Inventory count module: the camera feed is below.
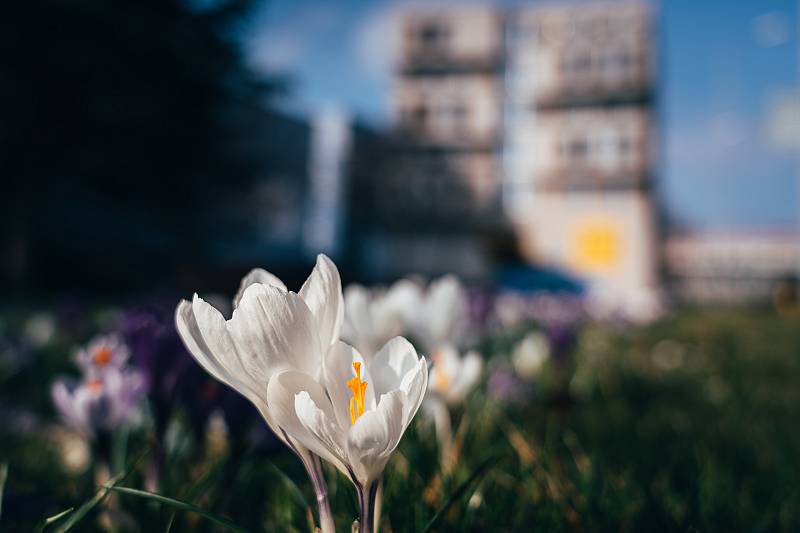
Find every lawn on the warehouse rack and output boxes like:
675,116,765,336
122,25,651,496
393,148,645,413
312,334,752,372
2,304,799,532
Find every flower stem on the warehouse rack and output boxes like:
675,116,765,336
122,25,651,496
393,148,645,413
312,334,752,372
309,455,335,533
373,479,383,532
357,480,379,533
432,398,455,474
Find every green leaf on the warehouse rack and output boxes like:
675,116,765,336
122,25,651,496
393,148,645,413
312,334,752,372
266,460,311,512
418,455,499,533
109,486,250,533
164,456,228,532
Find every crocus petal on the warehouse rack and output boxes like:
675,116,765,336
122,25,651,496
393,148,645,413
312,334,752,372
176,297,264,406
384,279,422,327
396,357,428,425
346,390,406,486
233,268,287,310
424,276,467,350
438,345,463,381
341,285,372,355
73,387,98,433
228,284,323,381
299,254,344,350
52,380,89,434
295,391,352,477
51,380,75,417
267,370,348,473
370,337,423,397
449,351,483,403
323,341,376,430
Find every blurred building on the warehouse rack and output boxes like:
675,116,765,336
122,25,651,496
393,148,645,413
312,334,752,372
666,231,800,304
361,6,507,280
504,2,659,317
386,2,659,314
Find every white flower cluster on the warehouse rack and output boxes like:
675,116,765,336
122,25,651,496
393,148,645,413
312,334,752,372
342,275,483,407
175,256,429,533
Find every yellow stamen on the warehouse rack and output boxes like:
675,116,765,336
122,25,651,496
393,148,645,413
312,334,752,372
347,361,368,425
94,346,112,366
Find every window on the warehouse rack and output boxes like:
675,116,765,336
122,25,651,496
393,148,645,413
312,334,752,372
415,20,450,53
435,102,469,137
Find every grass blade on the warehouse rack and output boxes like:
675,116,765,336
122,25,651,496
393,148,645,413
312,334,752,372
163,457,226,532
265,460,311,512
34,507,75,533
418,455,498,533
109,486,250,533
0,462,7,520
46,448,147,532
53,468,129,532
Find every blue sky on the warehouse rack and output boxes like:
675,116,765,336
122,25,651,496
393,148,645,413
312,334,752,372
244,0,798,230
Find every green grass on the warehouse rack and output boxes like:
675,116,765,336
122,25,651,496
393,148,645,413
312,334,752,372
2,307,800,531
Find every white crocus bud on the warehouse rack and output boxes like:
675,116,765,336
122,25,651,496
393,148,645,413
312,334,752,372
511,332,551,380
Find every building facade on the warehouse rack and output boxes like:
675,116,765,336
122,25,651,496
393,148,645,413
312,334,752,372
365,6,507,280
387,2,660,314
666,232,800,304
503,2,660,317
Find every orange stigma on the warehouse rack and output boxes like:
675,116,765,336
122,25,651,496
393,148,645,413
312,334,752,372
94,346,112,366
86,378,104,393
347,361,368,425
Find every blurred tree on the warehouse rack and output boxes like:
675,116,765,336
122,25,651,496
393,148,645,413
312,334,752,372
0,0,282,293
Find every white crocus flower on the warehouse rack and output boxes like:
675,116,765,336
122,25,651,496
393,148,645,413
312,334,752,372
341,281,418,358
267,337,427,533
349,275,468,356
428,345,483,406
175,254,342,533
425,345,482,473
385,275,482,476
405,275,469,354
511,331,551,380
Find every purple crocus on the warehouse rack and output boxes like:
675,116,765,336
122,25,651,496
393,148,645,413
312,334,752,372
74,333,130,372
51,365,145,438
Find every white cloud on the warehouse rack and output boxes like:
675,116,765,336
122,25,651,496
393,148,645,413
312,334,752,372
751,11,790,48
